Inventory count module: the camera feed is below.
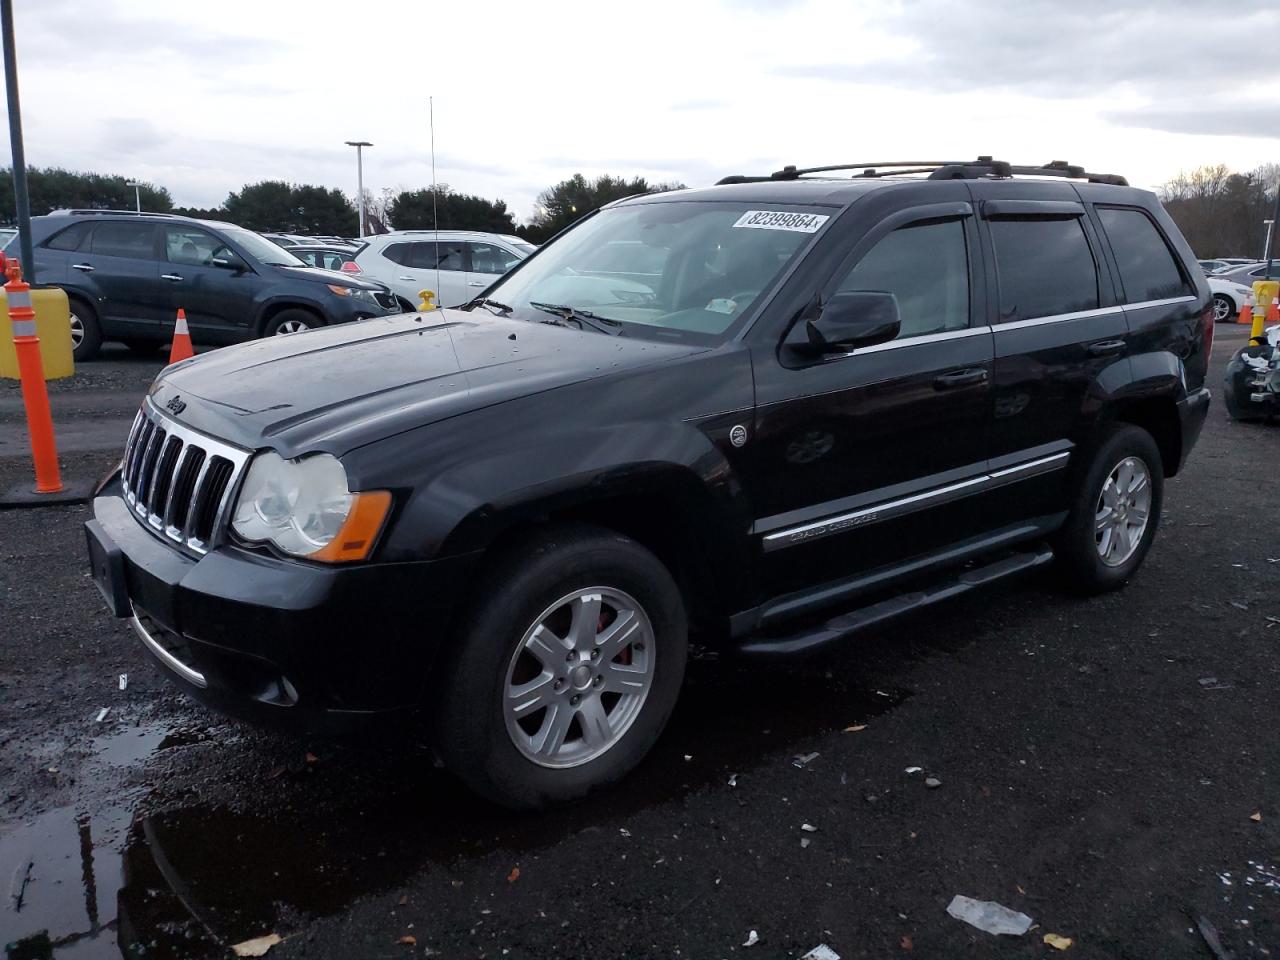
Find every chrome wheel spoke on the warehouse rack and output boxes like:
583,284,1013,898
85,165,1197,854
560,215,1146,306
532,702,574,757
577,695,611,748
509,672,556,718
568,593,602,652
1095,506,1113,532
601,660,648,696
525,624,569,669
597,609,639,660
1129,504,1148,523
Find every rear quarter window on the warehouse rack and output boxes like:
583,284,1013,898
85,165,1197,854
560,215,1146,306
45,222,92,251
1096,207,1191,303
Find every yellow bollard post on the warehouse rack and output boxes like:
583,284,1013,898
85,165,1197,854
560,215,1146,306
417,289,437,312
1252,280,1278,344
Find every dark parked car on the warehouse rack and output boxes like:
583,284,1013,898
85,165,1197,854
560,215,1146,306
24,211,400,360
86,158,1212,808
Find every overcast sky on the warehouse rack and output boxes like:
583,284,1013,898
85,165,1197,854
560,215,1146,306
6,0,1279,224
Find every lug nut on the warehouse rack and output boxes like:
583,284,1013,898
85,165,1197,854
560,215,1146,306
554,678,565,691
590,649,600,660
570,694,581,706
566,651,575,662
593,675,603,688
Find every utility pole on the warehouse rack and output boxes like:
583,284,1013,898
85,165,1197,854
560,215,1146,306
345,141,372,237
1,0,34,282
126,181,143,213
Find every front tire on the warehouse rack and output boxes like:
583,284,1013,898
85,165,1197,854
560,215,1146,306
1053,424,1163,594
433,526,687,810
262,308,319,337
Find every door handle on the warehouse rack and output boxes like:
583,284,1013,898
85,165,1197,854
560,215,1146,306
398,275,415,281
933,367,989,390
72,263,95,272
1087,339,1126,357
161,274,184,282
467,280,485,287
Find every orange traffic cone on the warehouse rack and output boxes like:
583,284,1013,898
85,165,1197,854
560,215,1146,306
1238,303,1253,325
1269,300,1280,324
169,308,194,364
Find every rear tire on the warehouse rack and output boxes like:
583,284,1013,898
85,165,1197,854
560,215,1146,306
262,308,319,337
69,299,103,362
1212,293,1235,324
1053,424,1163,594
433,525,687,810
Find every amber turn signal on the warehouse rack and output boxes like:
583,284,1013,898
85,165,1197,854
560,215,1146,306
310,490,392,563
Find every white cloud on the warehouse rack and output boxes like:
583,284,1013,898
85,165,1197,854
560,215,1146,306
3,0,1278,223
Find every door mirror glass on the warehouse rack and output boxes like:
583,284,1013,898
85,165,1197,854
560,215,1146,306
792,291,901,356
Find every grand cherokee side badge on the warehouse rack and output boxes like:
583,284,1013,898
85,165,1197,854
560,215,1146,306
729,424,748,448
166,395,187,415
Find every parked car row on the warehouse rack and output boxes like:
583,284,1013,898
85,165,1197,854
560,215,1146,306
5,212,537,359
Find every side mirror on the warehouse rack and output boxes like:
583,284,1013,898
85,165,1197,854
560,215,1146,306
788,291,901,357
211,250,247,271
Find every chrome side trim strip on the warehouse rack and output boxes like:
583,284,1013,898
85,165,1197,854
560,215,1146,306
995,295,1198,332
761,451,1070,552
130,609,207,688
847,325,991,355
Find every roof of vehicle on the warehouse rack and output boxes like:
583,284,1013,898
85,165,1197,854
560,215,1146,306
286,243,357,253
364,230,526,243
618,157,1137,209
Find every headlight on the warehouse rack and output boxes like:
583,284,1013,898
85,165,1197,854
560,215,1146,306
327,283,376,302
231,451,391,562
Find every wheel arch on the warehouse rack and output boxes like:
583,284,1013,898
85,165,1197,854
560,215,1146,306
1103,395,1183,477
254,299,325,335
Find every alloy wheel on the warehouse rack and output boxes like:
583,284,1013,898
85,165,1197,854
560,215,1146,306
503,587,655,769
1095,455,1152,567
69,312,84,349
274,319,311,335
1212,296,1233,323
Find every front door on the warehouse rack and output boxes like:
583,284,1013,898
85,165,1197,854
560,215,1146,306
465,241,523,297
747,203,993,597
160,225,269,345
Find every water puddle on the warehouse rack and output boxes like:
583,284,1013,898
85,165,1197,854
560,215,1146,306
2,660,909,958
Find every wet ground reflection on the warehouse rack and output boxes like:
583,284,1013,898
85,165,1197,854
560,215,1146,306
3,654,909,958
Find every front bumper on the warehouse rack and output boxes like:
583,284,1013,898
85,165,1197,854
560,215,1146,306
326,291,399,324
86,479,479,732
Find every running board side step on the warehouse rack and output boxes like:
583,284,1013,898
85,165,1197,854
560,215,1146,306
735,546,1054,659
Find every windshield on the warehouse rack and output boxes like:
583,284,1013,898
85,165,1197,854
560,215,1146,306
478,201,831,342
225,227,307,267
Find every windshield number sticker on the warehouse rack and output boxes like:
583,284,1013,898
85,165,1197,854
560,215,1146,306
733,211,829,233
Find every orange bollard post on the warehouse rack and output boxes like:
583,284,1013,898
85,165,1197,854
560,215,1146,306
168,308,194,364
4,253,63,494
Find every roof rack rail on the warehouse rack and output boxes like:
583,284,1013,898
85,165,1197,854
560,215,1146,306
52,209,188,218
716,157,1128,187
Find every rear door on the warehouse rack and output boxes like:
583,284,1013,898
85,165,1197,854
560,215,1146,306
377,239,468,306
971,182,1124,526
76,221,168,338
162,225,271,344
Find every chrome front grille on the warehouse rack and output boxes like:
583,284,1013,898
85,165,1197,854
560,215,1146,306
373,291,397,310
120,401,252,555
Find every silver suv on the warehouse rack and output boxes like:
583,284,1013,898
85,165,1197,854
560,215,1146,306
352,230,534,307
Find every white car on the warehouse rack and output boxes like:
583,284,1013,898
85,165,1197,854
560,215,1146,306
352,231,535,308
1208,276,1255,323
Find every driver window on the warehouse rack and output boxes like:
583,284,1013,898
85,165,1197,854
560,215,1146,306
164,227,223,267
835,219,970,339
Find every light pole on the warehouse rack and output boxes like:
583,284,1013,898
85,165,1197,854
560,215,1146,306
1,0,34,281
345,140,372,237
1263,219,1275,270
126,181,143,213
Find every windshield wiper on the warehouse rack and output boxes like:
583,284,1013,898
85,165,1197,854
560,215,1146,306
464,297,514,316
528,301,623,336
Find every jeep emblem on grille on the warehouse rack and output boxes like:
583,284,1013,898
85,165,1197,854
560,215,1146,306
166,396,187,415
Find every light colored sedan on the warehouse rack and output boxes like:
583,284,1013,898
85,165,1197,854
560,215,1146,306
1208,276,1256,323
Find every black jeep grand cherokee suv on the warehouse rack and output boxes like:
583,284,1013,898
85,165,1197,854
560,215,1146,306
86,158,1212,809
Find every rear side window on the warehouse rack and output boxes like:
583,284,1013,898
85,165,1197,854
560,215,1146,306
409,241,464,271
1097,207,1191,303
835,219,970,338
989,218,1099,322
46,222,92,251
89,222,157,259
381,242,412,266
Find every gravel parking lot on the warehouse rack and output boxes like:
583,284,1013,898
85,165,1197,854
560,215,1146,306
1,324,1277,959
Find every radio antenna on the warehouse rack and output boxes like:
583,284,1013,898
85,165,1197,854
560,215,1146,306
430,96,441,303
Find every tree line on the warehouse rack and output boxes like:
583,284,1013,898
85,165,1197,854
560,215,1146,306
1159,163,1280,259
0,167,684,242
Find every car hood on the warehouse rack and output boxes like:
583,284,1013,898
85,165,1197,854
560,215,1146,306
151,310,704,456
273,264,385,290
